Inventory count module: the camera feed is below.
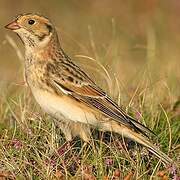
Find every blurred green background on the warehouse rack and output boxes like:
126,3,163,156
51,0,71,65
0,0,180,103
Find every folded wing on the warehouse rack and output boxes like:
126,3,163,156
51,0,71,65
47,58,154,137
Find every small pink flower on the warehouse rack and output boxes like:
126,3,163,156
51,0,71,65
11,139,22,149
135,111,142,120
105,158,113,166
45,159,56,167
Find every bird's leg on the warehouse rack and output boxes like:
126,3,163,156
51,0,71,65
72,123,95,155
52,119,75,156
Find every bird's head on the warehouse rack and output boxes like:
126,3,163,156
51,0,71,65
5,13,56,50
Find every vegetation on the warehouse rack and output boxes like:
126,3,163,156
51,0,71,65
0,1,179,179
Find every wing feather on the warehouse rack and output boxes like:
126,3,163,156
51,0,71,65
47,58,154,136
52,78,154,137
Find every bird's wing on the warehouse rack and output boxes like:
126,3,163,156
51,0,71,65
48,59,154,137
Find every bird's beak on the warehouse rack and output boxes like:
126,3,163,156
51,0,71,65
5,20,21,30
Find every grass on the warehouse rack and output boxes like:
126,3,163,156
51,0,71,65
0,86,179,179
0,8,180,179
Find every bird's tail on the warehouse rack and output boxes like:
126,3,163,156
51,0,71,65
111,123,173,165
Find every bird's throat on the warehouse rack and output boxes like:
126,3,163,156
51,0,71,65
26,32,61,61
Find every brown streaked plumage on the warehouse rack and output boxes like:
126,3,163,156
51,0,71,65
5,13,174,165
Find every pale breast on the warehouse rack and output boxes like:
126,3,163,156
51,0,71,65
31,87,98,125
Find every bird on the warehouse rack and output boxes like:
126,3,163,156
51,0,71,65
5,13,174,165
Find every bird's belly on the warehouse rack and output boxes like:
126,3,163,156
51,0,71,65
31,88,98,125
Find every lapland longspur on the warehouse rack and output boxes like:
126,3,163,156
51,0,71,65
5,13,174,165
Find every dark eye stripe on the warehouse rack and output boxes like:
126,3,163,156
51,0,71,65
46,24,52,32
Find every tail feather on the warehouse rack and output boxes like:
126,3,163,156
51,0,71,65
114,124,173,165
128,117,156,137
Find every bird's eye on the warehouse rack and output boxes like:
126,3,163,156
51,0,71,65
28,19,35,25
